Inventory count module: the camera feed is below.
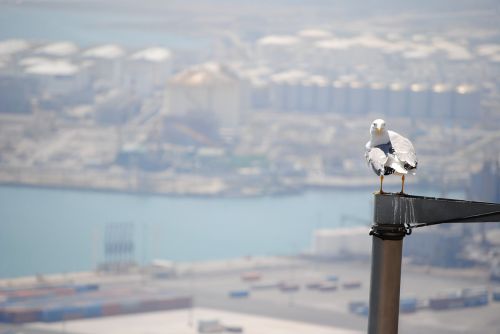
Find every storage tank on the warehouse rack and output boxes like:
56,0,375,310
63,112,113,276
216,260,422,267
166,63,246,128
453,84,480,121
388,83,408,116
83,44,126,87
331,80,348,114
128,47,172,96
408,83,429,118
367,82,387,115
348,81,368,115
430,84,452,119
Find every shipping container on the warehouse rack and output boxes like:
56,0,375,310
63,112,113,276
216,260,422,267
462,287,488,307
400,297,418,313
251,283,280,290
241,272,261,282
318,283,338,292
229,290,250,298
1,306,41,324
349,301,369,316
326,275,339,282
279,283,300,293
225,325,244,333
493,290,500,302
342,281,362,289
429,291,464,310
305,282,323,290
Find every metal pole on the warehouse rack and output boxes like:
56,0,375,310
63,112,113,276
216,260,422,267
367,193,500,334
368,236,403,334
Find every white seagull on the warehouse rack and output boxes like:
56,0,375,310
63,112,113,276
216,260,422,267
365,119,418,194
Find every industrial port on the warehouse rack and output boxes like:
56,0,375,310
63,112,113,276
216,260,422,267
1,257,500,334
1,1,500,333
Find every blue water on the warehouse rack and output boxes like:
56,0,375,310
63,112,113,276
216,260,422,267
0,185,465,278
0,185,376,278
0,3,208,49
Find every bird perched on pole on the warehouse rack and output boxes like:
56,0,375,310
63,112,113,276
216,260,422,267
365,119,418,194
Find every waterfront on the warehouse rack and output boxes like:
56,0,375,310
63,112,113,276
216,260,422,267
0,185,463,278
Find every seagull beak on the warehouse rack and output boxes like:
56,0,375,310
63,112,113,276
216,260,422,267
375,127,382,135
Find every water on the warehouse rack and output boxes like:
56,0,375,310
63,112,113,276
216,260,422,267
0,185,378,278
0,3,208,49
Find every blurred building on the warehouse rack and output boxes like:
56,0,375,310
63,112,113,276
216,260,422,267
367,82,387,115
331,80,348,114
348,81,368,115
408,83,429,118
0,75,34,114
20,57,86,97
404,225,466,267
83,44,126,88
468,160,500,203
453,84,480,121
387,83,408,116
312,227,371,258
127,47,172,97
268,70,307,112
430,84,453,120
165,63,247,128
256,35,301,68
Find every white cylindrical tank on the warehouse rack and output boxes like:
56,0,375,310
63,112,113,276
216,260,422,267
348,81,368,115
367,82,387,115
388,83,408,116
331,80,348,114
128,47,172,96
408,83,429,118
166,63,245,128
430,84,452,119
453,84,480,121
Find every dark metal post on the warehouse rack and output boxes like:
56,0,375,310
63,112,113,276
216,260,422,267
368,195,408,334
368,237,403,334
368,193,500,334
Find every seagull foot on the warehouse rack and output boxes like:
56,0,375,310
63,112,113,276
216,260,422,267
374,190,387,195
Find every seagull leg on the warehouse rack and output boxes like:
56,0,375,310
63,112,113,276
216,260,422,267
399,175,406,195
376,175,385,194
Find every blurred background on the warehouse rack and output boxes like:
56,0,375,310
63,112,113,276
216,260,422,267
0,0,499,333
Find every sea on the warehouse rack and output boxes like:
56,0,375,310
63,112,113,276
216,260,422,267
0,185,465,278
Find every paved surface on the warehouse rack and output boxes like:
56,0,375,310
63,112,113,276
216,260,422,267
2,259,500,334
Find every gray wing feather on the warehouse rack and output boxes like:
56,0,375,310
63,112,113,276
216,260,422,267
388,130,417,167
366,146,387,176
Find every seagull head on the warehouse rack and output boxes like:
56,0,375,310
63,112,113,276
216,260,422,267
370,119,387,137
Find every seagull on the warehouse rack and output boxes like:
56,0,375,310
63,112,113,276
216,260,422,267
365,119,418,194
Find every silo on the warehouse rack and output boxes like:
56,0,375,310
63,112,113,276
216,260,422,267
269,76,287,112
300,75,328,112
83,44,126,88
408,83,429,119
388,83,408,116
453,84,480,121
331,80,348,115
367,82,387,115
128,47,172,97
348,81,368,115
430,84,452,119
316,78,331,113
166,63,244,128
285,80,302,112
299,79,314,112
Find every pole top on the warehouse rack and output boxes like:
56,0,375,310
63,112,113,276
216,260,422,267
371,193,500,240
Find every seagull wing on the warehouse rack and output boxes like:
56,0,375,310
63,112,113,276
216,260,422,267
388,130,417,168
366,146,387,176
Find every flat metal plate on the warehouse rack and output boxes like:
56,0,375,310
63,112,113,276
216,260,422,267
374,194,500,226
